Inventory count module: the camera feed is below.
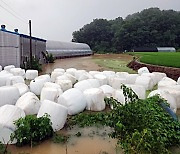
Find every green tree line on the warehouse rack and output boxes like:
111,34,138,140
72,8,180,53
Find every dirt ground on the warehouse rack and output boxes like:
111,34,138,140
42,54,133,74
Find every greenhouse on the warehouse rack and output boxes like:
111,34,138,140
46,40,92,58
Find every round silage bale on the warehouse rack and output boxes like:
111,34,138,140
0,65,2,71
138,67,149,75
158,77,177,89
126,74,139,84
26,70,38,80
10,68,25,78
37,100,68,131
78,72,93,82
74,80,92,92
6,76,25,86
0,86,20,107
13,83,29,96
53,68,65,73
55,79,72,92
89,71,101,77
83,88,105,111
99,85,115,98
0,105,25,144
177,77,180,85
112,89,125,105
58,88,86,115
94,74,108,86
135,76,154,90
110,77,126,89
4,65,15,72
116,72,129,78
152,72,167,83
0,73,13,87
141,73,157,85
16,92,40,115
64,73,77,84
86,79,101,88
66,68,77,76
75,70,87,80
51,71,64,82
41,87,59,102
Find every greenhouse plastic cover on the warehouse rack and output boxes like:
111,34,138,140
0,105,25,144
83,88,105,111
16,92,40,115
0,86,20,107
58,88,86,115
37,100,68,131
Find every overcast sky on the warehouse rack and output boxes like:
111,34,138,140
0,0,179,42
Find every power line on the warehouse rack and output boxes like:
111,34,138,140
0,3,28,25
0,0,27,23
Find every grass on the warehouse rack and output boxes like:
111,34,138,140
93,58,136,73
130,52,180,68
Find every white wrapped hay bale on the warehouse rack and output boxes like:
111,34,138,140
152,72,167,83
37,100,68,131
0,73,13,87
10,68,25,78
87,79,101,88
41,87,59,102
94,74,108,86
44,82,61,89
78,72,93,81
53,68,65,73
103,71,116,77
13,83,29,96
0,105,25,144
0,65,2,71
66,68,77,76
177,77,180,85
16,92,40,115
51,71,64,82
112,89,125,105
138,67,149,75
0,86,20,107
74,80,92,92
158,77,177,89
26,70,38,80
64,73,77,84
126,74,139,84
56,79,72,92
84,88,105,111
30,74,50,95
89,71,101,77
116,72,129,78
125,84,146,99
141,73,157,85
148,90,177,113
6,76,25,86
75,70,87,79
99,85,115,98
58,88,86,115
110,77,126,89
4,65,15,72
135,76,154,90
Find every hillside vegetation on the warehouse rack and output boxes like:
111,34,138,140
72,8,180,53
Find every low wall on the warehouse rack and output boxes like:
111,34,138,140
127,60,180,81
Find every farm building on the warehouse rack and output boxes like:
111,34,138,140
132,47,176,52
157,47,176,52
0,25,46,68
46,40,92,58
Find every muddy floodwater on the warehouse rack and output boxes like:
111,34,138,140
8,126,121,154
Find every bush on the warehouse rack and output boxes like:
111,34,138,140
176,49,180,52
46,53,55,63
11,114,53,147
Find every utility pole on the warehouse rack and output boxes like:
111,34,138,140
29,20,32,68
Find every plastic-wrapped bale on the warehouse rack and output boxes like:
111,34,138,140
4,65,15,72
6,76,25,86
83,88,105,111
75,70,87,80
138,67,149,75
53,68,65,73
135,76,154,90
0,105,25,144
55,79,72,92
13,83,29,96
0,65,2,71
0,86,20,107
0,73,13,87
26,70,38,80
158,77,177,89
126,74,139,84
10,68,25,78
94,74,108,86
16,92,40,115
177,77,180,85
64,73,77,84
125,84,146,99
51,71,64,82
58,88,86,115
30,74,51,95
112,89,125,105
141,73,157,85
74,80,92,92
99,85,115,98
89,71,101,77
103,71,116,77
41,87,59,102
116,72,129,78
152,72,167,83
37,100,68,131
66,68,77,76
86,79,100,88
110,77,126,89
78,72,93,81
148,90,177,113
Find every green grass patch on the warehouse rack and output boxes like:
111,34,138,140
93,59,136,73
130,52,180,68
